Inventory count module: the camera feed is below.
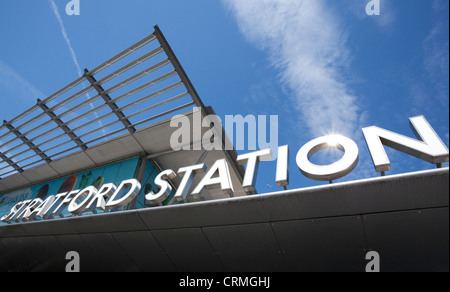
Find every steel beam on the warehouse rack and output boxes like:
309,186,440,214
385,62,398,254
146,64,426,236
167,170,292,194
0,151,24,174
36,99,88,151
83,69,136,134
2,120,52,164
153,25,206,109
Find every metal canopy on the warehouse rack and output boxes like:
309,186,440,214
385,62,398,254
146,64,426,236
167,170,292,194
0,26,214,181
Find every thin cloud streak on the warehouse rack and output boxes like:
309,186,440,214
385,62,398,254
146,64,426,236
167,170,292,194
0,60,46,103
0,60,46,172
224,0,362,139
48,0,105,135
49,0,83,77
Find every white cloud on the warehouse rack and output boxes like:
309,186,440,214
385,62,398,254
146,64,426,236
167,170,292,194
224,0,362,138
408,0,449,122
423,0,449,106
371,0,396,30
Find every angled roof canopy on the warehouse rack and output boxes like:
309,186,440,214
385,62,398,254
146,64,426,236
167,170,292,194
0,26,246,198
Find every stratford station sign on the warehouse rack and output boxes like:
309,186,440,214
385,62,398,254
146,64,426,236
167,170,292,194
2,115,448,225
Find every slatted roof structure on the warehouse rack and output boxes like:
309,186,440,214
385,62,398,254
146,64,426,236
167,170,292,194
0,25,246,198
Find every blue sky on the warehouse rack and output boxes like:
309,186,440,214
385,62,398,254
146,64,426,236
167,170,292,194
0,0,448,194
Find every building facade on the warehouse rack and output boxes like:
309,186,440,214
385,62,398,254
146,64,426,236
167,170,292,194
0,26,448,272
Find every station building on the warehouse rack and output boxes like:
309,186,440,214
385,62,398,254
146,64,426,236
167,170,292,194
0,26,448,272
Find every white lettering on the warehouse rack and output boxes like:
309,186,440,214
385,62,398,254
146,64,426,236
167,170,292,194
22,198,44,222
29,195,56,220
106,179,141,210
86,183,117,213
174,164,207,202
51,191,79,218
10,200,32,223
237,148,272,192
1,115,447,225
296,135,359,182
276,145,289,187
362,115,449,173
1,201,25,223
145,170,177,204
192,159,234,197
68,186,98,215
